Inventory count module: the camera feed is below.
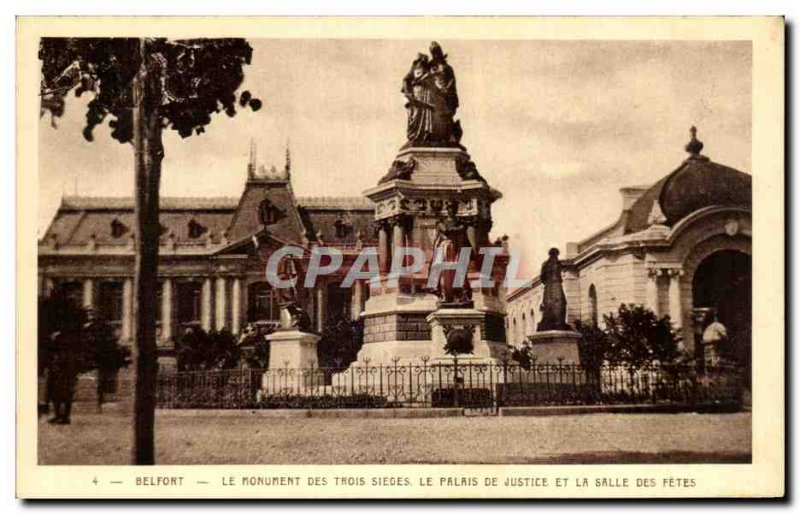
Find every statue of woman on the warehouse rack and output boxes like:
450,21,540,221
537,248,571,331
402,54,435,144
428,41,461,144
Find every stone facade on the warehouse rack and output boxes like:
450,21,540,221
507,129,752,363
38,149,378,363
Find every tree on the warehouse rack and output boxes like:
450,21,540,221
602,304,678,369
39,38,260,464
574,319,610,374
176,327,241,371
317,315,364,372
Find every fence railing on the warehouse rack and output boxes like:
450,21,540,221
155,360,745,411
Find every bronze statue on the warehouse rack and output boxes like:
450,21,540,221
537,247,571,331
431,202,472,307
401,42,462,147
276,254,312,331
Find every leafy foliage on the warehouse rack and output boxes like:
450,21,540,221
176,327,241,371
509,340,535,369
600,304,678,368
237,323,274,369
39,38,260,142
317,315,364,371
573,319,610,373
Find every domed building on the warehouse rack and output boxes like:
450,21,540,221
507,127,752,373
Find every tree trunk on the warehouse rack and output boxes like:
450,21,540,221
131,39,164,465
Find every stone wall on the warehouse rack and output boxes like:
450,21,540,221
362,312,431,344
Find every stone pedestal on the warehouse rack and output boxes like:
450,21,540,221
527,330,582,364
263,330,323,394
426,308,508,363
357,144,507,367
266,330,321,370
356,291,439,365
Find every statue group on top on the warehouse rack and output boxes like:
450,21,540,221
402,42,463,147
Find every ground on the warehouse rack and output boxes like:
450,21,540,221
38,408,751,465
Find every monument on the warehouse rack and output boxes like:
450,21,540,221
528,248,581,363
358,42,509,366
265,253,320,370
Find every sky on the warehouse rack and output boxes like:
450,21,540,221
38,39,751,278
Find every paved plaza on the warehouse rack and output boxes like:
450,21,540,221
38,410,751,465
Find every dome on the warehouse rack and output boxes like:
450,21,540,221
625,127,751,233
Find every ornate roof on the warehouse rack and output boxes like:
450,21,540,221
42,188,377,251
624,127,751,234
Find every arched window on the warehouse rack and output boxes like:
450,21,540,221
589,284,598,326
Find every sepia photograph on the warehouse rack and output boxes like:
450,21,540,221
15,15,784,499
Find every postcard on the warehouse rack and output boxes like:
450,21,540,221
16,16,784,499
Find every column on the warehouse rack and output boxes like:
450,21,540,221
351,280,364,319
645,266,660,317
161,278,172,341
378,222,390,274
82,278,94,310
201,278,212,331
215,277,227,330
667,269,684,329
392,217,405,262
122,278,133,341
231,278,241,335
41,276,55,298
316,286,326,331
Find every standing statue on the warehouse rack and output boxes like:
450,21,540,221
401,42,462,147
276,254,312,332
430,202,472,307
537,248,571,331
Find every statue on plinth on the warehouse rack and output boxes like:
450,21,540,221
276,254,312,332
431,202,472,307
537,247,571,331
401,42,462,147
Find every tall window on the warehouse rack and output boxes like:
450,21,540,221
248,282,280,322
589,284,598,326
98,281,123,323
177,281,203,325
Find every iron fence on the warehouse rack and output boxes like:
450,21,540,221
155,359,745,411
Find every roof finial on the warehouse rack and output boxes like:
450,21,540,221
685,125,704,158
248,138,257,179
284,138,291,177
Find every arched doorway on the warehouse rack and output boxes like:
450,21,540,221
692,250,751,381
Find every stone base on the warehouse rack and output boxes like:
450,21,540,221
266,330,321,370
527,330,582,364
426,308,508,364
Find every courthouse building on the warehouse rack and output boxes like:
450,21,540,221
38,150,378,360
506,128,752,364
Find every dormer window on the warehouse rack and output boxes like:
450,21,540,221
188,219,207,239
110,218,128,239
258,199,285,226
